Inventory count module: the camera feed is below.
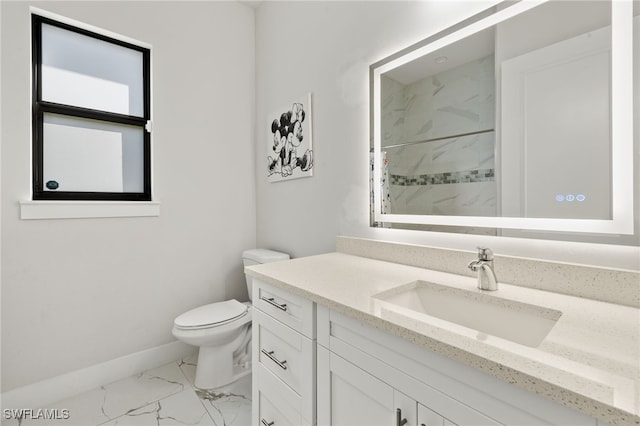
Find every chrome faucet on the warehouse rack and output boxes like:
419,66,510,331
467,247,498,291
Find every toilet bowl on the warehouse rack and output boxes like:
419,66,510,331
172,249,290,389
172,299,252,389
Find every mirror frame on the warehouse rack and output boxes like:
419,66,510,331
370,0,634,234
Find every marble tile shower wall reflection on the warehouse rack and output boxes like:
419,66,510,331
382,56,497,219
404,56,495,142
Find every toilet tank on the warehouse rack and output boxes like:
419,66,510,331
242,249,290,301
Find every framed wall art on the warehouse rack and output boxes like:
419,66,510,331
267,93,313,182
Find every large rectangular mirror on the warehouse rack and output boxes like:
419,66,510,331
370,0,637,241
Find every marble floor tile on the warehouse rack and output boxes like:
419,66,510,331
101,388,215,426
178,353,252,426
2,387,110,426
196,375,252,426
176,354,198,388
99,362,190,420
1,358,252,426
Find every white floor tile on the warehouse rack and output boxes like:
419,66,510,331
176,354,198,388
0,358,252,426
101,389,214,426
196,375,251,426
2,387,110,426
99,362,190,420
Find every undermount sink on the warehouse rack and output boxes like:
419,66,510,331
372,280,562,347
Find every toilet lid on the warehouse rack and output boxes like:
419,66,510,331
174,299,248,328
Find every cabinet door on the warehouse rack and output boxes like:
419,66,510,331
254,308,314,397
257,387,299,426
418,401,501,426
254,365,302,426
253,279,315,337
395,390,417,426
318,347,395,426
419,403,446,426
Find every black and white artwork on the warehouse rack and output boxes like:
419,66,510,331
267,93,313,182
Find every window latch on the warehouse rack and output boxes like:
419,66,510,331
145,120,153,133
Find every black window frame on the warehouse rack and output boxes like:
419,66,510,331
31,14,152,201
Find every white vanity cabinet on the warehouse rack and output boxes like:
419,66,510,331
419,403,457,426
252,279,316,426
317,345,394,425
317,308,598,426
251,281,600,426
316,345,493,426
316,335,500,426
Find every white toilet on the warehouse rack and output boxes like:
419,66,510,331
172,249,290,389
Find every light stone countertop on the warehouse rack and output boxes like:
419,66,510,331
245,252,640,426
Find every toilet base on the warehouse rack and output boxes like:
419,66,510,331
194,345,252,389
192,324,252,389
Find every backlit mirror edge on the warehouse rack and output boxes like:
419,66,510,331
371,0,635,236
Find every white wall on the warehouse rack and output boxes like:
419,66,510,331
1,1,256,391
255,1,640,269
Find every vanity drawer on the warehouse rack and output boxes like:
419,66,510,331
253,279,315,338
256,364,302,426
255,307,314,397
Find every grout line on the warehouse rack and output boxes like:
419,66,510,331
176,357,220,424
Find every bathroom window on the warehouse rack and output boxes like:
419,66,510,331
31,14,151,201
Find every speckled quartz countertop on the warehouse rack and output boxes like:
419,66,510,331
245,252,640,426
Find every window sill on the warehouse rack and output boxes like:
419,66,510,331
20,200,160,220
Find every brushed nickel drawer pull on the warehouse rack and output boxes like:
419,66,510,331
261,349,288,370
261,419,274,426
261,296,288,312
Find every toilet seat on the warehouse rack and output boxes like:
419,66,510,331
174,299,248,330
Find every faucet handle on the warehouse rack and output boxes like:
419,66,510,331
477,247,494,261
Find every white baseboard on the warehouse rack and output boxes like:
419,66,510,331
1,340,195,409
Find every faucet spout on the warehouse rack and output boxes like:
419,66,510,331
468,247,498,291
476,262,498,291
